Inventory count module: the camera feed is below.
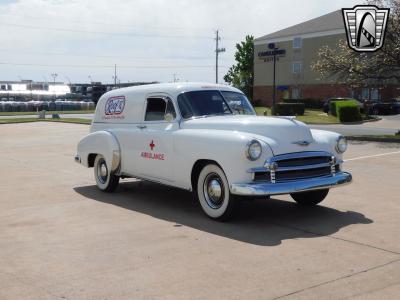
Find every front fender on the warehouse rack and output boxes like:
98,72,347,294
173,129,274,189
76,130,121,172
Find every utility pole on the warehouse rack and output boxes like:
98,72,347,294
113,64,117,85
215,30,225,84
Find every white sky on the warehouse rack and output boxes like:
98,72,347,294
0,0,361,84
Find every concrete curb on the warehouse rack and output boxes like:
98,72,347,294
341,116,382,125
347,136,400,143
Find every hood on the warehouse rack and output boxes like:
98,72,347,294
181,115,315,153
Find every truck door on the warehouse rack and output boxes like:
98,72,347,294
133,95,178,182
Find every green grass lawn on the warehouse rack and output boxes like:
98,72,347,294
0,118,91,125
0,110,94,116
254,107,339,124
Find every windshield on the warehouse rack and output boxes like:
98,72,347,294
177,90,255,118
220,91,255,115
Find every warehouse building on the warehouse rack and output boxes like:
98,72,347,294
0,80,157,103
253,10,399,106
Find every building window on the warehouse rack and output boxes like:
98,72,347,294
292,88,300,99
370,88,379,100
293,37,302,49
362,88,369,100
293,62,302,74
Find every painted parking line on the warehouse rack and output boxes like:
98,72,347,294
345,151,400,162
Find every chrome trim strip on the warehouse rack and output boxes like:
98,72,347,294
247,167,269,173
248,160,343,173
265,151,332,164
230,172,352,196
271,162,332,172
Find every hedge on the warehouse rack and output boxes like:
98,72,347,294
275,103,305,116
329,99,358,116
282,98,323,109
337,105,362,122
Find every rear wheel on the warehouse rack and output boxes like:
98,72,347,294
196,164,238,221
291,189,329,206
94,154,120,192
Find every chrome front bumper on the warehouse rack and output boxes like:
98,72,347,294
230,172,352,196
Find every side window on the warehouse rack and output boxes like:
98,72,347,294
144,97,176,121
166,99,177,119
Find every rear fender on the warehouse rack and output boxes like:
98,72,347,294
77,130,121,172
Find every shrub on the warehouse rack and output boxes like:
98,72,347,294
254,107,268,116
329,99,358,116
329,101,338,116
282,98,323,109
275,103,305,116
336,101,362,122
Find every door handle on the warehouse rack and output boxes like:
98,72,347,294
137,125,147,129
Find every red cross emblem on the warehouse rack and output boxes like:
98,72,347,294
149,140,155,151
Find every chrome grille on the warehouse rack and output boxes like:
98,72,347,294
251,151,340,183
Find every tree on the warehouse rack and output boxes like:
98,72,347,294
224,35,254,100
311,0,400,87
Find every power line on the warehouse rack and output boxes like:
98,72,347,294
0,48,229,61
0,62,229,69
0,12,251,35
0,22,241,40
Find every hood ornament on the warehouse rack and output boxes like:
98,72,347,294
293,140,311,146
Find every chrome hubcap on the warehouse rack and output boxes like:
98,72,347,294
97,158,108,184
203,173,224,209
100,164,107,177
208,179,222,200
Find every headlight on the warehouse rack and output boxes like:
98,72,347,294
246,140,262,161
336,136,347,153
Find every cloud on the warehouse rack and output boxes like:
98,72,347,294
0,0,361,83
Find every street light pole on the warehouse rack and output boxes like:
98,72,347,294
51,73,58,83
268,43,279,112
272,49,276,110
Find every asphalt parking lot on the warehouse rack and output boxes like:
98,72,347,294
1,123,400,300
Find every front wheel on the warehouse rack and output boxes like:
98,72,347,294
290,189,329,206
196,164,238,221
94,154,120,192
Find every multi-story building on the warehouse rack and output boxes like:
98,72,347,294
253,10,399,106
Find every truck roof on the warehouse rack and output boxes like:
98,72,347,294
105,82,242,98
93,82,244,124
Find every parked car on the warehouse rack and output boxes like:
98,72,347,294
323,98,363,114
365,99,400,115
75,83,352,221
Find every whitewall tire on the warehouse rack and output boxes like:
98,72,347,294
196,164,238,221
94,154,120,192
